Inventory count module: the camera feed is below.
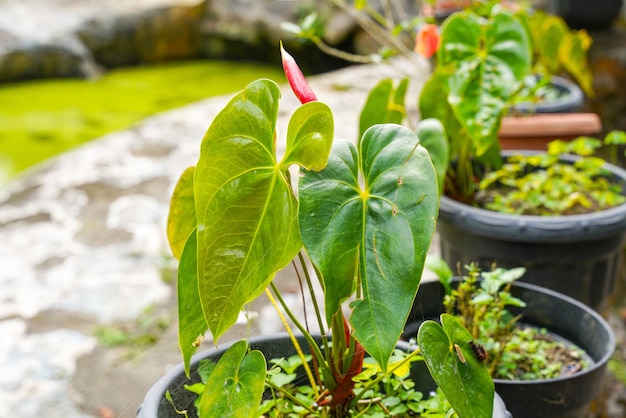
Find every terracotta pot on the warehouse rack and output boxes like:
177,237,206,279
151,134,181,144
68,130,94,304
499,113,603,150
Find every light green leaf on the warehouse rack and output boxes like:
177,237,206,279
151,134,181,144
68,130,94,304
426,255,454,294
177,230,208,376
299,124,439,371
198,341,266,418
536,14,568,73
167,166,196,260
359,78,409,138
192,79,333,341
560,30,593,97
282,101,334,170
418,314,494,418
605,130,626,146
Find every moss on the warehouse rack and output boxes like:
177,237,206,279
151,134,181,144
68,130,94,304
0,60,285,177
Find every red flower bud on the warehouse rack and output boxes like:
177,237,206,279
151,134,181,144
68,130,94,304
280,43,317,104
415,24,440,59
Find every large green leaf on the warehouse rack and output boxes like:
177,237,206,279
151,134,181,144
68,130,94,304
167,166,196,260
177,230,208,376
192,79,333,341
418,314,494,418
198,340,266,418
359,78,409,138
438,10,531,156
298,124,439,371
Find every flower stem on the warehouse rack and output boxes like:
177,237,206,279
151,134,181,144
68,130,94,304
266,284,327,397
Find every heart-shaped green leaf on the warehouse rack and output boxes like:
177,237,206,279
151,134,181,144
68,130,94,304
418,314,494,418
192,79,333,341
167,166,196,260
299,124,439,370
358,78,409,138
198,340,266,418
438,10,531,156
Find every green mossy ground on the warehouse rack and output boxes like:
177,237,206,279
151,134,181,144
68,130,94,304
0,60,285,178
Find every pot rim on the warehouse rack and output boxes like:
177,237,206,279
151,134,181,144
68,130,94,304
440,152,626,243
137,333,511,417
512,75,584,114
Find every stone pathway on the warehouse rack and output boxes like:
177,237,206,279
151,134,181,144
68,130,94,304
0,59,426,417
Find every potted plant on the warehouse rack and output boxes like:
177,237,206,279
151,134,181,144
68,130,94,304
137,46,508,417
294,2,626,312
286,0,596,152
409,4,626,312
500,7,599,149
405,262,615,418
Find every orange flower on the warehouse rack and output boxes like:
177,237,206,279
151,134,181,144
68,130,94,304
415,24,440,58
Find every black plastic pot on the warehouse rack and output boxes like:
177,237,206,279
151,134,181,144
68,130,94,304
546,0,623,30
404,280,615,418
438,152,626,313
137,333,510,417
512,75,584,114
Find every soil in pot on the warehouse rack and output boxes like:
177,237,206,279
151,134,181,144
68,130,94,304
511,75,585,115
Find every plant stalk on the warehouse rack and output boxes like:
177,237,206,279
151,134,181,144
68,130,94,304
265,287,320,398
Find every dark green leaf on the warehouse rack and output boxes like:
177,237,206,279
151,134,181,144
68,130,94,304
438,11,531,157
299,124,439,370
418,314,494,418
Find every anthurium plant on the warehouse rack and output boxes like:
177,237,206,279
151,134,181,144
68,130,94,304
287,1,593,203
165,45,495,417
417,5,533,201
429,260,589,381
418,2,594,202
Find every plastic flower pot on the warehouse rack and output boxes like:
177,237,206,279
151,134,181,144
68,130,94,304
404,280,615,418
137,334,511,418
547,0,624,30
511,75,585,115
499,113,602,151
437,153,626,313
